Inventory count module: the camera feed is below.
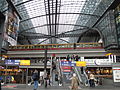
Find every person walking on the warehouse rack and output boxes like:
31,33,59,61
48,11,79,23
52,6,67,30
71,73,79,90
32,70,39,90
89,73,95,87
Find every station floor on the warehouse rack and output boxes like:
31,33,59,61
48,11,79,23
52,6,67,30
1,84,120,90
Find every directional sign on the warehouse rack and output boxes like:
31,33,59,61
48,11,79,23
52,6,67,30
76,61,86,67
61,61,75,66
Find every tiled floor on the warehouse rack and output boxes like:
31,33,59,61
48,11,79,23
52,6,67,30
1,84,120,90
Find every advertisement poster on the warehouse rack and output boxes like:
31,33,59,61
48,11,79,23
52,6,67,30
113,67,120,82
4,5,20,45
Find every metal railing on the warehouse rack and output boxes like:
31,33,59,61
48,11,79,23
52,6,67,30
74,66,89,86
9,43,103,50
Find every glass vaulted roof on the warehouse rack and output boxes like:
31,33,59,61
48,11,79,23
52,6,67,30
11,0,113,44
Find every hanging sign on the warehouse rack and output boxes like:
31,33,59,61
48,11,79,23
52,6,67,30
20,60,30,66
76,61,86,67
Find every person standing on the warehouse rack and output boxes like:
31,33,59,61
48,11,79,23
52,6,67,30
32,70,39,90
71,73,79,90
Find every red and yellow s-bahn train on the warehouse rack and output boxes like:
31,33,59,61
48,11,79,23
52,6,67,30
9,43,103,51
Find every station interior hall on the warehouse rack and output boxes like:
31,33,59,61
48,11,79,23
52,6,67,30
0,0,120,90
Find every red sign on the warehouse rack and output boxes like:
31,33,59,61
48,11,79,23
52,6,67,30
62,66,72,69
62,69,71,72
52,54,56,57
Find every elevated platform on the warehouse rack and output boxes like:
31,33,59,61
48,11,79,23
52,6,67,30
7,48,107,57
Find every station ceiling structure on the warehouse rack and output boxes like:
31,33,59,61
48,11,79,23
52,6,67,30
0,0,116,44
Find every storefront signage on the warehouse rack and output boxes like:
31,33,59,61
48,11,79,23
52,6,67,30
76,61,86,67
20,60,30,66
84,59,112,66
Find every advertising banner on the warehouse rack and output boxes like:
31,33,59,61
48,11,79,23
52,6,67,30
113,67,120,82
20,60,30,66
4,5,20,45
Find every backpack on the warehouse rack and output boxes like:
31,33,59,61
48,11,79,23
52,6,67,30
55,74,58,81
32,73,37,80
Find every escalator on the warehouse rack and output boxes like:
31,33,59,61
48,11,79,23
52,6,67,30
74,66,89,86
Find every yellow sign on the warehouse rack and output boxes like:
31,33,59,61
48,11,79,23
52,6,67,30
2,55,8,58
76,61,86,67
20,60,30,66
105,53,112,56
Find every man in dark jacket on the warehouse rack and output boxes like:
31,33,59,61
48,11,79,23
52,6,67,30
32,70,39,90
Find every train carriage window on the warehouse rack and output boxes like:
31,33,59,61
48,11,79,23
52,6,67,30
55,45,57,48
39,45,42,48
63,45,66,48
60,45,63,48
53,45,57,48
12,46,14,49
63,45,67,48
37,45,41,49
9,46,11,49
29,46,32,49
76,44,80,47
18,46,21,49
31,46,33,49
89,44,93,47
84,44,89,47
70,44,73,47
41,45,44,48
11,46,14,49
76,44,81,47
17,46,20,49
58,45,61,48
25,46,27,49
21,46,24,49
27,46,29,49
94,43,98,47
67,44,70,47
26,46,28,49
23,46,25,49
67,44,70,48
33,46,36,49
83,44,85,47
48,45,52,48
98,43,102,47
78,44,83,47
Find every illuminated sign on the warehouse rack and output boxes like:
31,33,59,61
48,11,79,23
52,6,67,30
76,61,86,67
61,61,75,66
105,53,112,56
20,60,30,66
5,60,20,65
62,66,72,69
